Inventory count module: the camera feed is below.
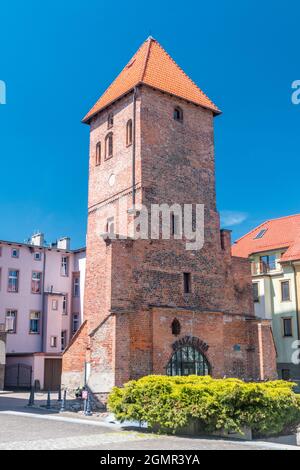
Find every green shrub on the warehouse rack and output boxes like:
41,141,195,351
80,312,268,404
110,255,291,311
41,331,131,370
108,375,300,436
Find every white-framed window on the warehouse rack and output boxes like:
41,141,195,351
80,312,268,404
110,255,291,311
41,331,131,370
62,294,68,315
11,248,19,258
31,271,42,294
73,277,80,297
72,313,79,334
50,336,57,348
29,311,40,334
252,282,259,303
5,310,17,333
61,256,69,276
34,252,42,261
52,299,58,310
8,269,19,292
281,280,291,302
61,330,67,351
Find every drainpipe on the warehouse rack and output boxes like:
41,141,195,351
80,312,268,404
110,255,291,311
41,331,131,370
132,86,137,209
41,249,47,352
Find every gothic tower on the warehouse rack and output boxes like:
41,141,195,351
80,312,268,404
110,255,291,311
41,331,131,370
62,38,277,399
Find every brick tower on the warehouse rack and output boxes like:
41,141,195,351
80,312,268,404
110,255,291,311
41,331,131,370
62,38,277,400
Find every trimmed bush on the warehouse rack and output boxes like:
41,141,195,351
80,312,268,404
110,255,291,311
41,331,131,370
108,375,300,436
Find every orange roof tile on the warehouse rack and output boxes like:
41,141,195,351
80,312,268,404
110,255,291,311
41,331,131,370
232,214,300,262
83,37,221,123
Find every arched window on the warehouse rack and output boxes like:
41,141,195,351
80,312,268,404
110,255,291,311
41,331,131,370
105,133,113,159
166,345,210,376
174,106,183,122
126,119,133,146
95,142,101,166
108,113,114,128
171,318,181,336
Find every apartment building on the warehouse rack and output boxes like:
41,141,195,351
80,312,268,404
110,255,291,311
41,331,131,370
0,233,85,390
232,215,300,383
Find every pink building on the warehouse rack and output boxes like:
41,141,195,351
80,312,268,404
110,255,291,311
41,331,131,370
0,233,85,390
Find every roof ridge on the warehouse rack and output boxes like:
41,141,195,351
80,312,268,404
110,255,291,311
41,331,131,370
141,36,153,82
147,39,220,113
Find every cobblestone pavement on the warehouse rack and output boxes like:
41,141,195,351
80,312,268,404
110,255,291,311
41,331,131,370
0,393,299,451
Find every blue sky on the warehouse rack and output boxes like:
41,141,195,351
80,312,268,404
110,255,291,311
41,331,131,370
0,0,299,248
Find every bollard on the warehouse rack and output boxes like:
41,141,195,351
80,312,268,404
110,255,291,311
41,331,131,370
60,389,67,413
84,393,92,416
57,388,62,402
46,391,51,409
27,387,35,407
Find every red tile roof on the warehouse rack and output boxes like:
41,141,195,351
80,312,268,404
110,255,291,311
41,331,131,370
232,214,300,262
83,37,221,123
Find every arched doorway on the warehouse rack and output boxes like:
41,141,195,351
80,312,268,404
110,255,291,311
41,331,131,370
166,341,210,376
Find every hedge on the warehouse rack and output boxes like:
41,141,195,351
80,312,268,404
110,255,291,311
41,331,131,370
108,375,300,436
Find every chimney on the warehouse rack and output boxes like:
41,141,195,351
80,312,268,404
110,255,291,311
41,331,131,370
57,237,70,251
31,232,44,247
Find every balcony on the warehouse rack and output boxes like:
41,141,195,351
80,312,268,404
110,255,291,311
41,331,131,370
251,261,279,275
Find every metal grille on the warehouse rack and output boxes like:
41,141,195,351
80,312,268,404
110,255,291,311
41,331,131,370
166,346,210,376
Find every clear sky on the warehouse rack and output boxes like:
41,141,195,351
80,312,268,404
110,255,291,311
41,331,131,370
0,0,299,248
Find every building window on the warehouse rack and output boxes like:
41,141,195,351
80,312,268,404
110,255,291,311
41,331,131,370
252,282,259,303
283,318,293,337
73,276,80,297
105,133,113,159
11,248,19,258
254,229,267,239
5,310,17,334
61,330,67,351
260,254,276,272
107,113,114,129
34,252,42,261
282,369,291,381
61,256,69,276
62,295,68,315
126,119,133,146
29,311,40,334
171,318,181,336
8,270,19,293
167,346,210,376
281,281,290,302
72,313,80,334
183,273,191,294
106,217,115,235
173,106,183,122
31,271,42,294
96,142,101,166
52,299,58,310
50,336,57,348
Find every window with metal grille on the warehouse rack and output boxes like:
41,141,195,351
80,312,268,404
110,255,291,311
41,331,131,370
166,346,210,376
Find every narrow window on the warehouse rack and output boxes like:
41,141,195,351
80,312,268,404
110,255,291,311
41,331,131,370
183,273,191,294
281,281,290,302
171,318,181,336
5,310,17,333
50,336,57,348
34,252,42,261
31,271,42,294
61,256,69,276
62,294,68,315
106,217,115,235
29,311,40,334
252,283,259,303
11,248,19,258
96,142,101,166
108,113,114,128
61,330,67,351
73,276,80,297
174,106,183,122
283,318,293,337
105,133,113,159
8,270,19,292
52,299,58,310
72,313,80,334
126,119,133,146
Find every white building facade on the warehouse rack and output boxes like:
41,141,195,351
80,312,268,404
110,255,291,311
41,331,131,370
0,233,85,390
